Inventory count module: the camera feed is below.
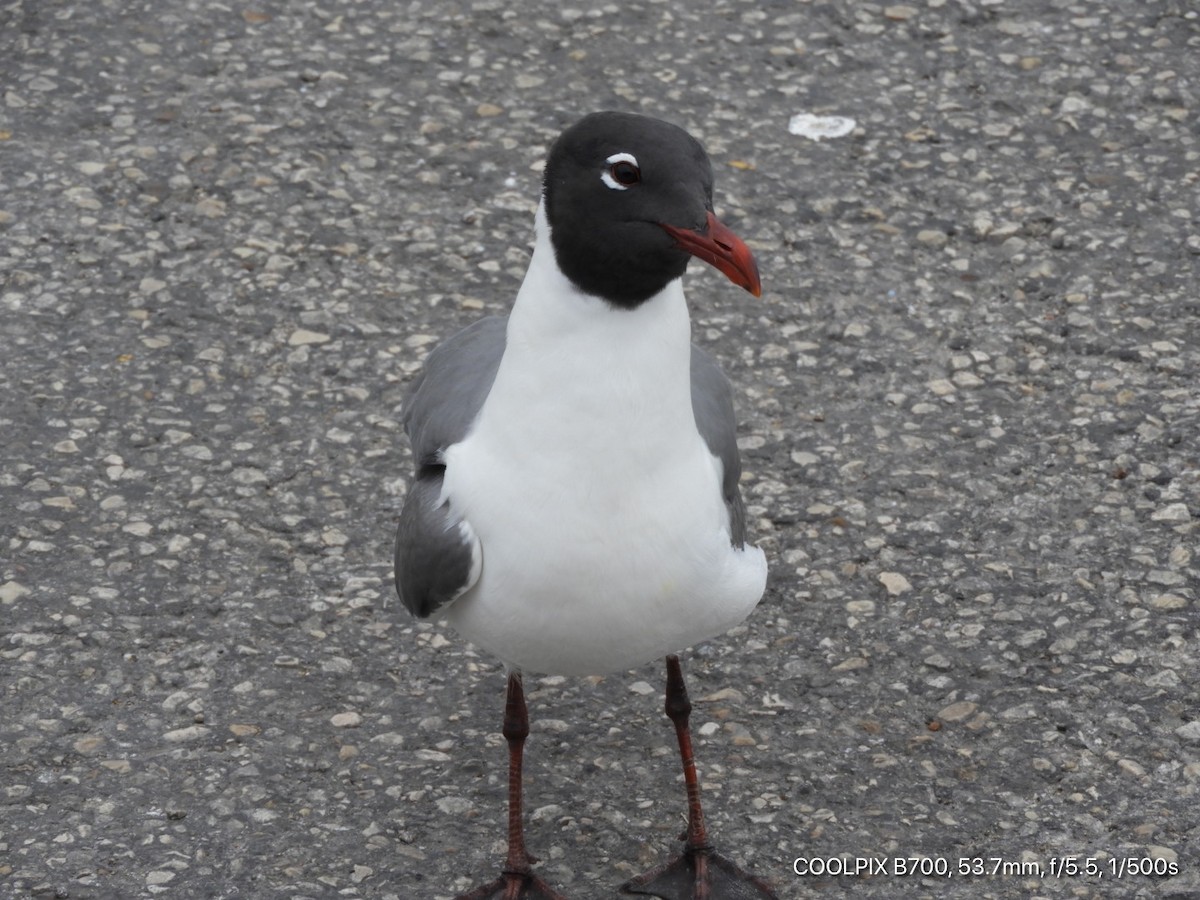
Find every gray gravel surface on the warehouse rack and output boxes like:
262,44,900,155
2,1,1198,898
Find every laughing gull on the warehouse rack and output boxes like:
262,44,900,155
395,111,777,900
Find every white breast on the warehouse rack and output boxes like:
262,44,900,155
438,204,767,675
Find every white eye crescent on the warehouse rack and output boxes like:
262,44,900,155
601,152,641,190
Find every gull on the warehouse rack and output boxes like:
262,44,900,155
396,111,777,900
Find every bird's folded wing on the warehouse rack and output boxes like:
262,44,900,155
403,315,508,467
394,316,507,618
394,473,483,618
690,344,749,548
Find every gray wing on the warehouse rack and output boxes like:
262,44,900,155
690,344,749,547
403,316,508,469
394,316,507,618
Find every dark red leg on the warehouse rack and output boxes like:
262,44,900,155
457,672,568,900
620,656,778,900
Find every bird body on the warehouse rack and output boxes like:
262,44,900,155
435,205,766,675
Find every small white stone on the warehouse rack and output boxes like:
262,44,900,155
1151,594,1188,610
531,804,563,822
1151,503,1191,523
1117,758,1145,777
0,581,31,604
1175,721,1200,742
1149,846,1179,864
878,572,912,596
832,657,869,671
938,701,977,722
436,796,472,815
788,113,856,141
195,196,226,217
321,527,349,547
843,322,870,338
288,329,331,346
163,725,210,743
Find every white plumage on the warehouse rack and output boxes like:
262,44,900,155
439,204,766,675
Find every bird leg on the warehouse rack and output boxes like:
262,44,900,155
666,654,709,857
457,671,568,900
619,655,778,900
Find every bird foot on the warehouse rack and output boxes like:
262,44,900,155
456,868,570,900
619,845,778,900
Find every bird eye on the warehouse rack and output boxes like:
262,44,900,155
610,160,640,185
601,152,641,191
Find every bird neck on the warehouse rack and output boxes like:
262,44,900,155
485,201,695,434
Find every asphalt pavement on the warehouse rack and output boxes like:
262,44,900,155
2,1,1197,898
